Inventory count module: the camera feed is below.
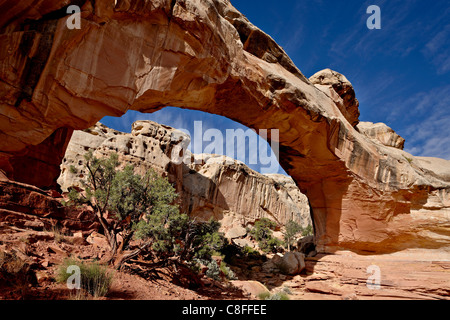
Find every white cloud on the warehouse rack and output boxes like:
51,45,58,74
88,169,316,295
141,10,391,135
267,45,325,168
423,24,450,75
399,85,450,160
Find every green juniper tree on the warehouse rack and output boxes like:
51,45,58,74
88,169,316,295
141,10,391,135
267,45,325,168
65,151,224,269
249,218,282,253
283,220,303,251
302,224,314,237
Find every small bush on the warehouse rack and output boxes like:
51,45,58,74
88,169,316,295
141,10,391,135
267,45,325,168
259,290,290,300
266,292,290,300
242,246,261,259
205,259,237,281
403,156,413,164
220,262,237,280
249,218,282,253
257,291,271,300
205,260,221,281
56,258,113,298
263,237,283,253
281,286,292,295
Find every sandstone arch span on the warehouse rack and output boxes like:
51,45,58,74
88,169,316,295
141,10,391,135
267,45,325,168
1,0,449,253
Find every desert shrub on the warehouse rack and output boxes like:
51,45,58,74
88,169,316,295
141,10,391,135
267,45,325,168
66,151,225,270
45,224,68,244
205,259,237,281
281,286,292,295
242,245,262,259
135,214,225,264
258,289,290,300
302,224,313,237
283,220,302,251
257,291,271,300
263,237,283,253
220,261,237,280
205,260,221,281
266,292,290,300
250,218,277,242
56,258,113,298
403,156,413,164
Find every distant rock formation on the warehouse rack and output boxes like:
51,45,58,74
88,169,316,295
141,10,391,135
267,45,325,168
58,121,312,234
357,122,405,150
0,0,449,253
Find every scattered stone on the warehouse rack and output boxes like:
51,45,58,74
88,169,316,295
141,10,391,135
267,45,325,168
307,250,317,257
86,231,109,249
342,293,359,300
26,232,55,244
73,232,83,238
231,280,270,298
35,271,52,285
23,220,45,230
225,226,247,239
40,259,50,268
232,238,255,249
47,245,67,257
71,236,88,246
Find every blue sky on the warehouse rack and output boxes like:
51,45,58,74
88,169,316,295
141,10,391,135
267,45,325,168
101,0,450,174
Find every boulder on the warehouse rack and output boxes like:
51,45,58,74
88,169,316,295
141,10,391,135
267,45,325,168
275,252,306,275
262,252,305,275
225,226,247,239
297,235,316,255
231,280,270,298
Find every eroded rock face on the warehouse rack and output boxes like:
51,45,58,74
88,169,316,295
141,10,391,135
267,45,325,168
0,179,99,233
58,121,312,232
0,0,449,253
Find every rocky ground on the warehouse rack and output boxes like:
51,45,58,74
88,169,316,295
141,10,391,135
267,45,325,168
1,177,449,301
0,224,248,300
1,221,449,300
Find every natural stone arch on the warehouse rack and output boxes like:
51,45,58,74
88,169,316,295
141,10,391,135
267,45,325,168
1,0,449,253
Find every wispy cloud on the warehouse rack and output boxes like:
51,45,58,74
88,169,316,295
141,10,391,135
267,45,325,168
329,0,422,60
397,85,450,159
423,24,450,75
